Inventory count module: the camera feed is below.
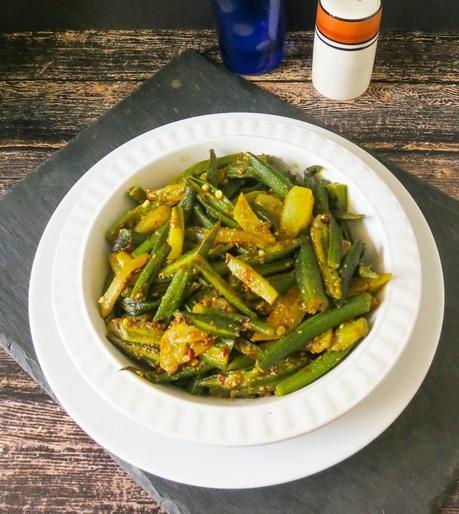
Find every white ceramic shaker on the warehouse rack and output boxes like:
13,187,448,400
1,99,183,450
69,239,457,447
312,0,382,100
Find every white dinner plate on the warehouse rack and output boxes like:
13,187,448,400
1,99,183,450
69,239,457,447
51,114,420,446
30,114,444,488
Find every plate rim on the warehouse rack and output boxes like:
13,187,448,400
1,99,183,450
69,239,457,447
50,113,422,446
29,113,444,488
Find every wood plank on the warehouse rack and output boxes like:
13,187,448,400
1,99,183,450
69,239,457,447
371,151,459,199
1,80,457,150
0,350,160,513
258,82,458,150
0,30,457,83
0,147,55,195
1,146,457,199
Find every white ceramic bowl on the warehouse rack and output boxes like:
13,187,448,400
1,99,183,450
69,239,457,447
52,113,421,446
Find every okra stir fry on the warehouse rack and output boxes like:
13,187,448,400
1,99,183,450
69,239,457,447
99,151,391,398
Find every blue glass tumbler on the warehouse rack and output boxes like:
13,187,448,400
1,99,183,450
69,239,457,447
212,0,285,75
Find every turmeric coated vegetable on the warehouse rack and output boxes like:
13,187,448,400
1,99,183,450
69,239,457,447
280,186,314,238
226,254,279,305
135,204,171,234
99,252,149,318
100,151,389,398
167,206,185,261
233,193,275,242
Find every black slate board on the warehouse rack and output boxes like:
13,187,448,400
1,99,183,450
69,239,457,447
0,50,457,514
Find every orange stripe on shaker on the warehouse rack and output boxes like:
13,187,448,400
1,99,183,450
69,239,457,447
316,1,382,45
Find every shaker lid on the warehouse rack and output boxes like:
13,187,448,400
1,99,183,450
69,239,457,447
320,0,381,21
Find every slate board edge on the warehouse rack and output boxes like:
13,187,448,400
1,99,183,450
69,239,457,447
0,49,457,514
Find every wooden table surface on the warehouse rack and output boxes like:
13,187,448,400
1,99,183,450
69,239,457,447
0,30,458,513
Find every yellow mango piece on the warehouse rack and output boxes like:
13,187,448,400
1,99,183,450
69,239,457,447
226,254,279,305
280,186,314,238
254,193,284,224
135,204,171,234
216,228,271,248
146,181,186,205
307,328,333,354
234,193,262,229
349,273,392,295
167,206,185,261
109,251,132,273
99,252,149,318
233,193,275,242
330,317,369,351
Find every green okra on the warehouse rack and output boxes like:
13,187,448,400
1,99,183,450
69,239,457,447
193,256,255,317
227,354,254,371
268,272,297,295
327,216,343,269
358,264,379,280
198,307,274,336
128,185,147,204
187,176,234,215
153,268,191,321
234,339,263,360
314,181,330,214
158,224,220,279
131,243,171,300
207,149,219,188
310,214,342,300
107,202,151,243
196,222,220,257
125,360,215,384
247,153,293,198
223,180,244,199
244,239,300,266
177,185,195,223
340,240,365,299
159,248,198,278
107,334,160,367
253,258,295,277
106,318,163,346
259,293,372,369
201,338,235,370
332,210,365,221
296,233,329,313
181,311,240,338
199,351,310,393
275,345,356,396
121,297,161,317
227,381,280,398
177,153,244,180
208,243,234,257
326,183,348,211
196,195,239,228
250,202,279,232
193,203,215,228
131,222,170,257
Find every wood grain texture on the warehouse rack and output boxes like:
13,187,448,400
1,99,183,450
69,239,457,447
1,80,457,148
1,145,456,199
0,352,162,514
0,30,457,83
0,29,457,513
